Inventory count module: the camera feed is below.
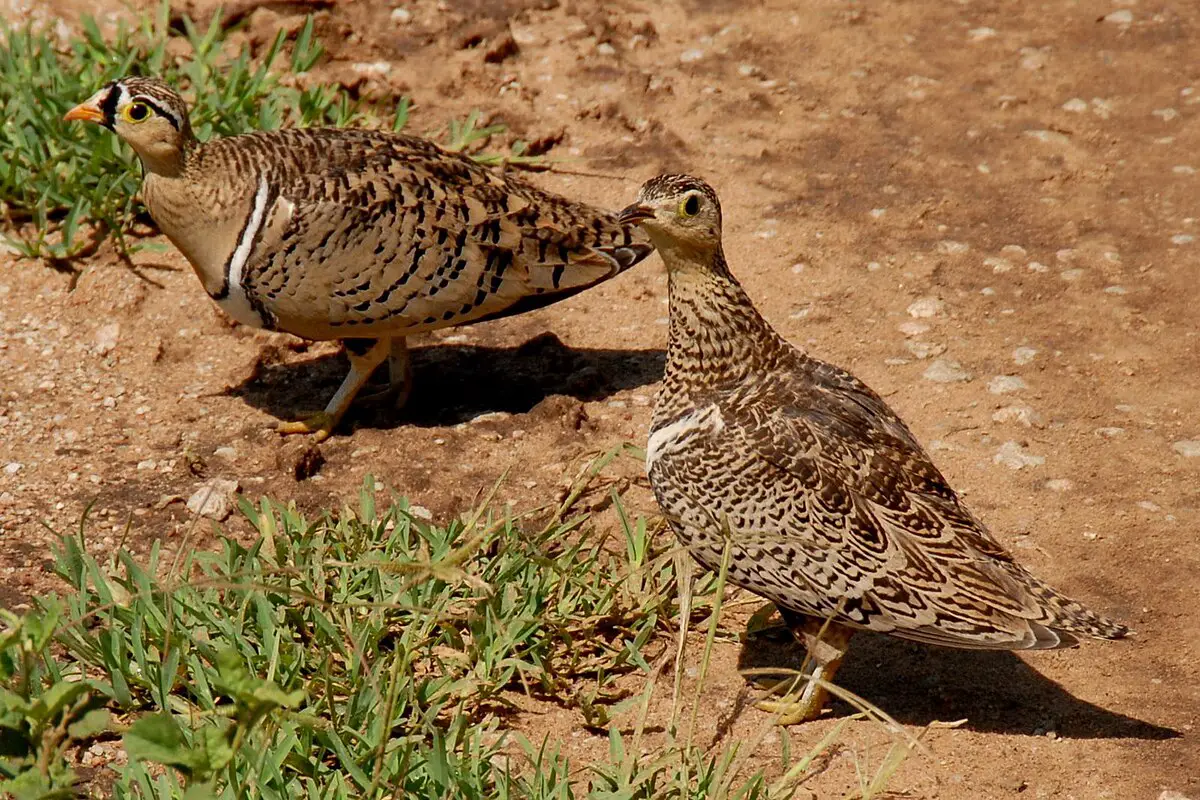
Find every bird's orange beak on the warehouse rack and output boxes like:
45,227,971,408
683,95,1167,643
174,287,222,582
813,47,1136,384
63,101,106,124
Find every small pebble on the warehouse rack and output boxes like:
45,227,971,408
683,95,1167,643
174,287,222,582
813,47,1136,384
907,297,944,318
186,478,239,521
1012,346,1038,365
94,322,120,355
898,321,930,337
988,375,1027,394
923,359,971,383
936,240,970,255
1093,427,1125,438
993,441,1045,470
904,340,946,360
1103,9,1133,24
992,405,1043,427
680,48,705,63
1171,440,1200,458
1045,478,1074,492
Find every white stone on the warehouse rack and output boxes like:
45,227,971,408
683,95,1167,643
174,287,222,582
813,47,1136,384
1093,427,1125,438
936,240,970,255
680,48,705,63
988,375,1027,394
992,405,1043,427
907,297,944,318
898,321,930,337
351,62,392,77
923,359,971,383
94,322,120,355
186,479,240,521
1103,9,1133,24
904,340,946,360
1012,346,1038,365
1045,478,1074,492
1061,98,1088,113
391,7,412,23
993,441,1045,470
1171,440,1200,458
967,27,996,41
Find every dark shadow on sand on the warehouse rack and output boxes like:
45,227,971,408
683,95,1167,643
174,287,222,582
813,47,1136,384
229,332,665,428
738,624,1179,740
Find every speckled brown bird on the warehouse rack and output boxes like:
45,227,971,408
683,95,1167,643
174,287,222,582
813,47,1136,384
619,174,1129,723
64,76,652,441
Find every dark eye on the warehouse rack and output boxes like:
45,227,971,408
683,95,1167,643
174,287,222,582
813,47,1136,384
126,102,150,122
680,194,701,217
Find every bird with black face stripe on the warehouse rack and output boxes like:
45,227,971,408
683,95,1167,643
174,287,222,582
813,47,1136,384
64,76,653,441
618,174,1129,723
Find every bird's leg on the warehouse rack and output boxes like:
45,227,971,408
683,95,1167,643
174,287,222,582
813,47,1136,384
756,613,854,725
356,336,413,410
277,337,390,442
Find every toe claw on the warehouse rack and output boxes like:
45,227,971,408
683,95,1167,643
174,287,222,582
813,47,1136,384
277,411,336,443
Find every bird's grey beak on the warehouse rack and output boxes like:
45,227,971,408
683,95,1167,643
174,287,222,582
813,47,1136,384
618,203,655,225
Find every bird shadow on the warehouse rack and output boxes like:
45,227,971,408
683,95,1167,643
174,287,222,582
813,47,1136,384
738,624,1179,740
229,332,666,428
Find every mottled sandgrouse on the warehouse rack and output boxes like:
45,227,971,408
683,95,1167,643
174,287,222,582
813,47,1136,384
618,174,1128,722
65,77,652,441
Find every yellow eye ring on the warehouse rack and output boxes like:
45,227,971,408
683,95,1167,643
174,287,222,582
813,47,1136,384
679,194,701,217
122,102,151,123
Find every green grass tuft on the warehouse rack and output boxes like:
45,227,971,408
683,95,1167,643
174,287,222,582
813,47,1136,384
0,2,529,265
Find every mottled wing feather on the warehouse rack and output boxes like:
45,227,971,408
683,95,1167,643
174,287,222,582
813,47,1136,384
201,128,651,339
652,353,1126,649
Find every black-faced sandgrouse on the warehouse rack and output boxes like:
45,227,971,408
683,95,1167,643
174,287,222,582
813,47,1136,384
65,77,651,441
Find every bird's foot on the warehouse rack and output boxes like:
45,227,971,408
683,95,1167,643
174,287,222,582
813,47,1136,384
754,677,830,725
277,411,337,443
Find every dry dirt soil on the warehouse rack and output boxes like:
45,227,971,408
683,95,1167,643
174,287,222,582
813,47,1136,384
2,0,1199,796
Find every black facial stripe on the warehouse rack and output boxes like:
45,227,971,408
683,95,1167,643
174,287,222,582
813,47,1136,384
99,83,121,127
140,99,179,129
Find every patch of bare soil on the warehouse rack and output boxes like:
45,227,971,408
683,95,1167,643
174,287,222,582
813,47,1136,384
2,0,1198,795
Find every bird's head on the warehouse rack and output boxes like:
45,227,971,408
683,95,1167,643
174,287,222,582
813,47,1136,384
618,174,723,262
64,76,193,174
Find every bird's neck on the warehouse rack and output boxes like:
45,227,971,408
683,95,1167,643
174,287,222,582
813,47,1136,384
659,246,792,416
134,133,198,178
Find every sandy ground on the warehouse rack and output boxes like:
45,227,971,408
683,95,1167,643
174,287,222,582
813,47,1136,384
2,0,1199,796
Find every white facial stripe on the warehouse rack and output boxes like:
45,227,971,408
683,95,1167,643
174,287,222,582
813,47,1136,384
215,178,269,328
